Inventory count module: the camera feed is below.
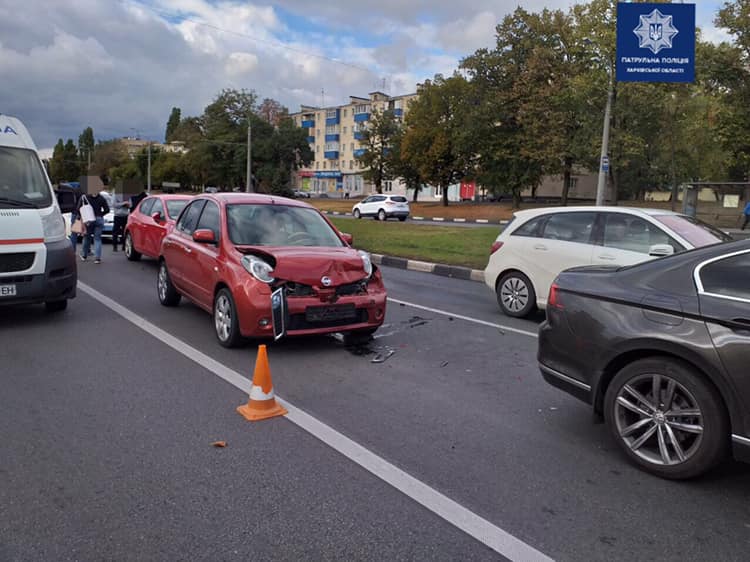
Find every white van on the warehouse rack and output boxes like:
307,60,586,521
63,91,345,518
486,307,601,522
0,114,77,311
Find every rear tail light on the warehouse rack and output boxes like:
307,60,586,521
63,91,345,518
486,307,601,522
548,283,564,309
490,241,504,255
385,201,395,206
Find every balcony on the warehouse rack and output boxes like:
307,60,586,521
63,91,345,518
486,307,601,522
393,108,403,117
301,119,315,128
353,149,366,158
325,133,340,142
324,151,339,159
353,131,365,140
354,113,370,123
307,136,315,144
326,109,340,126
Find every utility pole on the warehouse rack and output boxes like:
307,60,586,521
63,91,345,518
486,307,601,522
596,66,613,206
246,121,253,193
147,143,152,194
87,149,91,173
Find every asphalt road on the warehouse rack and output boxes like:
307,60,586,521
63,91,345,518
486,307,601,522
329,213,504,228
2,249,749,561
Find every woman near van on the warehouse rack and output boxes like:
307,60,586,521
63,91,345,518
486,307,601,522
77,192,110,264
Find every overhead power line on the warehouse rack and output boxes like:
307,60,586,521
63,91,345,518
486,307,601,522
128,1,373,74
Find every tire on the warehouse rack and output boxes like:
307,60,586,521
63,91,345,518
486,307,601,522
353,209,361,219
124,232,141,261
45,300,67,312
603,358,729,479
214,288,244,348
157,260,181,307
378,209,386,221
398,216,407,222
496,271,536,318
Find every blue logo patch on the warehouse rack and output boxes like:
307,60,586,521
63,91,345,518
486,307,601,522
2,126,18,135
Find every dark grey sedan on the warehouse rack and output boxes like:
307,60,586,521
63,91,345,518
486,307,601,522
538,239,750,479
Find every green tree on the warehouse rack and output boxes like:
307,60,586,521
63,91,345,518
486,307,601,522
165,107,181,142
78,127,95,173
388,128,423,202
90,139,129,180
62,139,81,181
49,139,66,184
401,74,476,206
258,98,287,127
355,109,400,193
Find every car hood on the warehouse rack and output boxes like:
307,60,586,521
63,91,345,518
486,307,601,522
235,246,369,286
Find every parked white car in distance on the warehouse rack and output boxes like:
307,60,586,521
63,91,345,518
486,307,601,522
352,195,410,221
484,206,732,317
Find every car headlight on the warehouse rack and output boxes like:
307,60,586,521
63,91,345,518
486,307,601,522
358,250,372,278
41,208,66,243
241,255,275,283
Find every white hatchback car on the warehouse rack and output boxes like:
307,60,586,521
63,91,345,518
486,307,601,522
352,194,410,221
484,207,732,317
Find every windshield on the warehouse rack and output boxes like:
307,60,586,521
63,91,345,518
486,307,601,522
166,200,188,219
226,204,345,247
652,214,732,247
0,147,52,208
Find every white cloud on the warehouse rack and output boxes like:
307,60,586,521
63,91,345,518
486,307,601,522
225,52,260,76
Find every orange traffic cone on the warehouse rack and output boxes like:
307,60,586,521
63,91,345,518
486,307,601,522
237,345,288,421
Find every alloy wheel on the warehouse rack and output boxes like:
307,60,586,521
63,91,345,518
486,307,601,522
614,374,704,466
500,277,529,313
214,294,232,342
158,264,168,302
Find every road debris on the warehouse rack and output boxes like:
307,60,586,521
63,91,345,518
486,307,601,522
211,441,228,448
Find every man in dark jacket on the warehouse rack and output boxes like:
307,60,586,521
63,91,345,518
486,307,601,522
78,192,110,264
129,190,148,214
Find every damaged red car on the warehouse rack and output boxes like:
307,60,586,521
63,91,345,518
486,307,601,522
157,193,387,347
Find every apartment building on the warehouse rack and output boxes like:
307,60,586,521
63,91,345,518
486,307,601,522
121,138,188,158
290,91,416,196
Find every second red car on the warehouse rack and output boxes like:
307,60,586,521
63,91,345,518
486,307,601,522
125,194,192,261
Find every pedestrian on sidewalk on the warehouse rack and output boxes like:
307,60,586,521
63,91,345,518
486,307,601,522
111,193,130,251
78,192,110,264
742,200,750,230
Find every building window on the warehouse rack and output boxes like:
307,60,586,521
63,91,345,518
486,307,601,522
323,161,327,169
355,104,370,114
315,162,319,170
316,129,321,136
343,109,348,117
326,124,339,134
326,109,338,119
384,181,393,192
350,143,354,151
325,142,340,151
566,177,578,191
349,160,353,170
316,145,320,153
343,126,347,134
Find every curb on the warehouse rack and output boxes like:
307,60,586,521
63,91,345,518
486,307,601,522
372,253,484,283
322,210,508,225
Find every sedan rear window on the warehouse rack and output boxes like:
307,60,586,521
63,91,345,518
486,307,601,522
652,215,732,247
699,251,750,301
226,204,344,247
389,196,408,203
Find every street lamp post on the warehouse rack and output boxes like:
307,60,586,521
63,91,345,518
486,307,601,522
246,121,253,193
596,65,613,206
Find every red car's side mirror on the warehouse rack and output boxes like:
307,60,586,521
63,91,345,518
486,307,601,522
340,232,353,245
151,211,163,222
193,229,216,244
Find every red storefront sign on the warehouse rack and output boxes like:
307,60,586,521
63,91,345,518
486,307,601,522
460,181,476,200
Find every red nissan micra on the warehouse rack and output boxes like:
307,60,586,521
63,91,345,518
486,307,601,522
125,194,192,261
157,193,387,347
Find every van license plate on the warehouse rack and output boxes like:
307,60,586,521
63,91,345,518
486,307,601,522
0,284,17,297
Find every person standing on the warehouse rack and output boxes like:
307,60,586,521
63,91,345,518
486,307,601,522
78,192,110,264
742,200,750,230
111,193,130,251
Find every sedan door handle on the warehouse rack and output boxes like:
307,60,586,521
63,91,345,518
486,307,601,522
598,254,616,261
185,247,192,253
729,318,750,330
533,244,548,251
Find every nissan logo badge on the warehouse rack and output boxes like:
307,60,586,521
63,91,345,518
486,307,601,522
321,276,332,287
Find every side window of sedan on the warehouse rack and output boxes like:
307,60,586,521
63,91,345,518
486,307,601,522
150,199,165,219
542,212,596,244
699,252,750,301
196,202,221,241
139,198,155,216
176,201,206,235
511,216,545,238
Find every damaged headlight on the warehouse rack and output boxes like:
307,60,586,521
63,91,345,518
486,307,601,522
358,250,373,278
241,255,275,284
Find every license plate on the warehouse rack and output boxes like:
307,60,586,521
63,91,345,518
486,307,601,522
271,287,286,341
0,284,17,297
305,304,357,323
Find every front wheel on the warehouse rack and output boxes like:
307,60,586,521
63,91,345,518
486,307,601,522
125,232,141,261
377,209,386,221
157,261,181,306
604,358,728,479
353,209,361,219
214,288,244,348
496,271,536,317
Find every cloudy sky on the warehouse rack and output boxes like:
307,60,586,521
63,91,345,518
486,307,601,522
0,0,729,152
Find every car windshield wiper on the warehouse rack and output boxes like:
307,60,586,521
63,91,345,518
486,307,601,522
0,197,39,209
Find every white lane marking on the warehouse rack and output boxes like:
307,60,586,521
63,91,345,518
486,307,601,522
387,297,539,339
476,219,489,224
78,282,551,562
